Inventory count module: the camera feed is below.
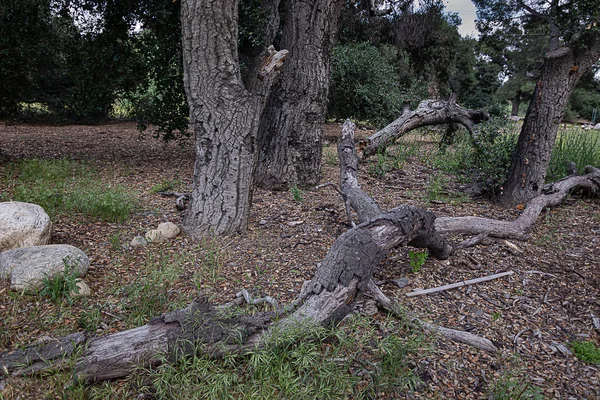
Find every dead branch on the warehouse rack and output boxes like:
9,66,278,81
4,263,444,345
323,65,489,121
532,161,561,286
361,94,488,158
405,271,514,297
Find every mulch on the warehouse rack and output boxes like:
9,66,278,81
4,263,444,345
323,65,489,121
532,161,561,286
0,121,598,399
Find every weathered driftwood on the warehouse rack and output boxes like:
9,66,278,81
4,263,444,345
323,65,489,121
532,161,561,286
406,271,514,297
361,94,488,158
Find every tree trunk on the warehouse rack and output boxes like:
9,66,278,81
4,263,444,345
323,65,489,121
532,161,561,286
255,0,343,190
499,36,600,206
180,0,287,237
510,97,520,117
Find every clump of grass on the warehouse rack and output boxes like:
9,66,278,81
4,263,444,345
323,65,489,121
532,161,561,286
4,158,138,222
149,177,182,194
38,257,81,305
368,140,420,178
571,340,600,364
547,127,600,182
123,315,429,399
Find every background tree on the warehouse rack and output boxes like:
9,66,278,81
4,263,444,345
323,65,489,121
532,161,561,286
473,0,600,206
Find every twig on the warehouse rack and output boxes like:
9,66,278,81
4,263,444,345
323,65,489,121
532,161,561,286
524,270,558,279
591,313,600,331
367,280,498,353
406,271,514,297
236,289,278,307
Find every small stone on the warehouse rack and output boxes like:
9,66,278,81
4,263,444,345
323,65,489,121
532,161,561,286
145,229,165,243
392,277,410,288
72,279,91,297
130,236,148,248
259,220,267,225
287,220,304,227
157,222,180,239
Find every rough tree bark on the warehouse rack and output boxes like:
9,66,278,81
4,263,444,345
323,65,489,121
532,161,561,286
2,121,598,382
499,33,600,206
180,0,288,237
254,0,343,190
360,95,488,158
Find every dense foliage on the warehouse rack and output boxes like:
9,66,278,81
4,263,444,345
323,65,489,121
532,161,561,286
1,0,598,131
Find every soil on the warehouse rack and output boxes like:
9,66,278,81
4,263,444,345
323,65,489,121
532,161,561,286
0,121,598,399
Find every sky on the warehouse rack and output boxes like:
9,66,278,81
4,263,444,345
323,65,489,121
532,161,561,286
443,0,479,37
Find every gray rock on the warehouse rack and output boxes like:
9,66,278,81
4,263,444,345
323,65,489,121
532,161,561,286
0,245,89,291
0,202,52,252
594,123,600,130
145,229,165,243
72,279,91,297
392,277,410,288
130,235,148,248
157,222,180,239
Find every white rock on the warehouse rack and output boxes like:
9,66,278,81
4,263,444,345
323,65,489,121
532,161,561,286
130,235,148,247
72,279,91,297
0,202,52,252
594,123,600,130
145,229,165,243
157,222,180,239
0,244,89,291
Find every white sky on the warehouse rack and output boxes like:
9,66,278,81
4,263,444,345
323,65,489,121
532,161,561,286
443,0,478,37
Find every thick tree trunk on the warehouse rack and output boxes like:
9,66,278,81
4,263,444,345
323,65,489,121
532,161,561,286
180,0,287,237
254,0,343,190
499,36,600,206
361,95,488,158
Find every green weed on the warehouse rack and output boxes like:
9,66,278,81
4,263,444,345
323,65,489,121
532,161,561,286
488,374,544,400
38,257,81,305
571,340,600,364
409,250,428,273
78,308,102,332
290,185,304,202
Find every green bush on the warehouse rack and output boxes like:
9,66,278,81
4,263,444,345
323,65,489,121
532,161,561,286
328,43,426,127
571,340,600,364
434,118,518,196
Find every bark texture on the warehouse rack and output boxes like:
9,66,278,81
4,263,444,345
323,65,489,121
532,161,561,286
361,95,488,158
499,34,600,206
181,0,287,237
255,0,343,190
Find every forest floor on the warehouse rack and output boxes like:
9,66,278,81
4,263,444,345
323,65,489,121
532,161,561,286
0,121,599,399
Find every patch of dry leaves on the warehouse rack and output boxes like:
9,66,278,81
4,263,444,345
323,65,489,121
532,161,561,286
0,121,598,399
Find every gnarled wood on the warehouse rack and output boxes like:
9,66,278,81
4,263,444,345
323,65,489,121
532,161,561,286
361,94,488,158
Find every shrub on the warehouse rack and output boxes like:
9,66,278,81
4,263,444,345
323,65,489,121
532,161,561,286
328,43,427,127
547,127,600,182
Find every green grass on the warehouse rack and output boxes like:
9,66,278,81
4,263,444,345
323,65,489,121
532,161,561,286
38,257,82,305
123,315,428,400
2,158,139,222
571,340,600,364
149,177,182,194
547,127,600,182
290,185,304,202
367,139,421,178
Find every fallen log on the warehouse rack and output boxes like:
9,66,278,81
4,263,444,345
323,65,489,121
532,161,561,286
361,94,488,158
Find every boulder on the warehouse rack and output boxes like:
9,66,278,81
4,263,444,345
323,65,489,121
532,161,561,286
594,123,600,130
0,245,89,291
157,222,180,239
0,202,52,252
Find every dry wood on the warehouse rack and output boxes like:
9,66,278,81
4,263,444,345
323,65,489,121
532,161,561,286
367,280,498,353
361,94,487,157
406,271,514,297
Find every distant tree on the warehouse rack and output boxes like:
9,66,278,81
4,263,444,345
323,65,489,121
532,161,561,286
474,0,600,206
